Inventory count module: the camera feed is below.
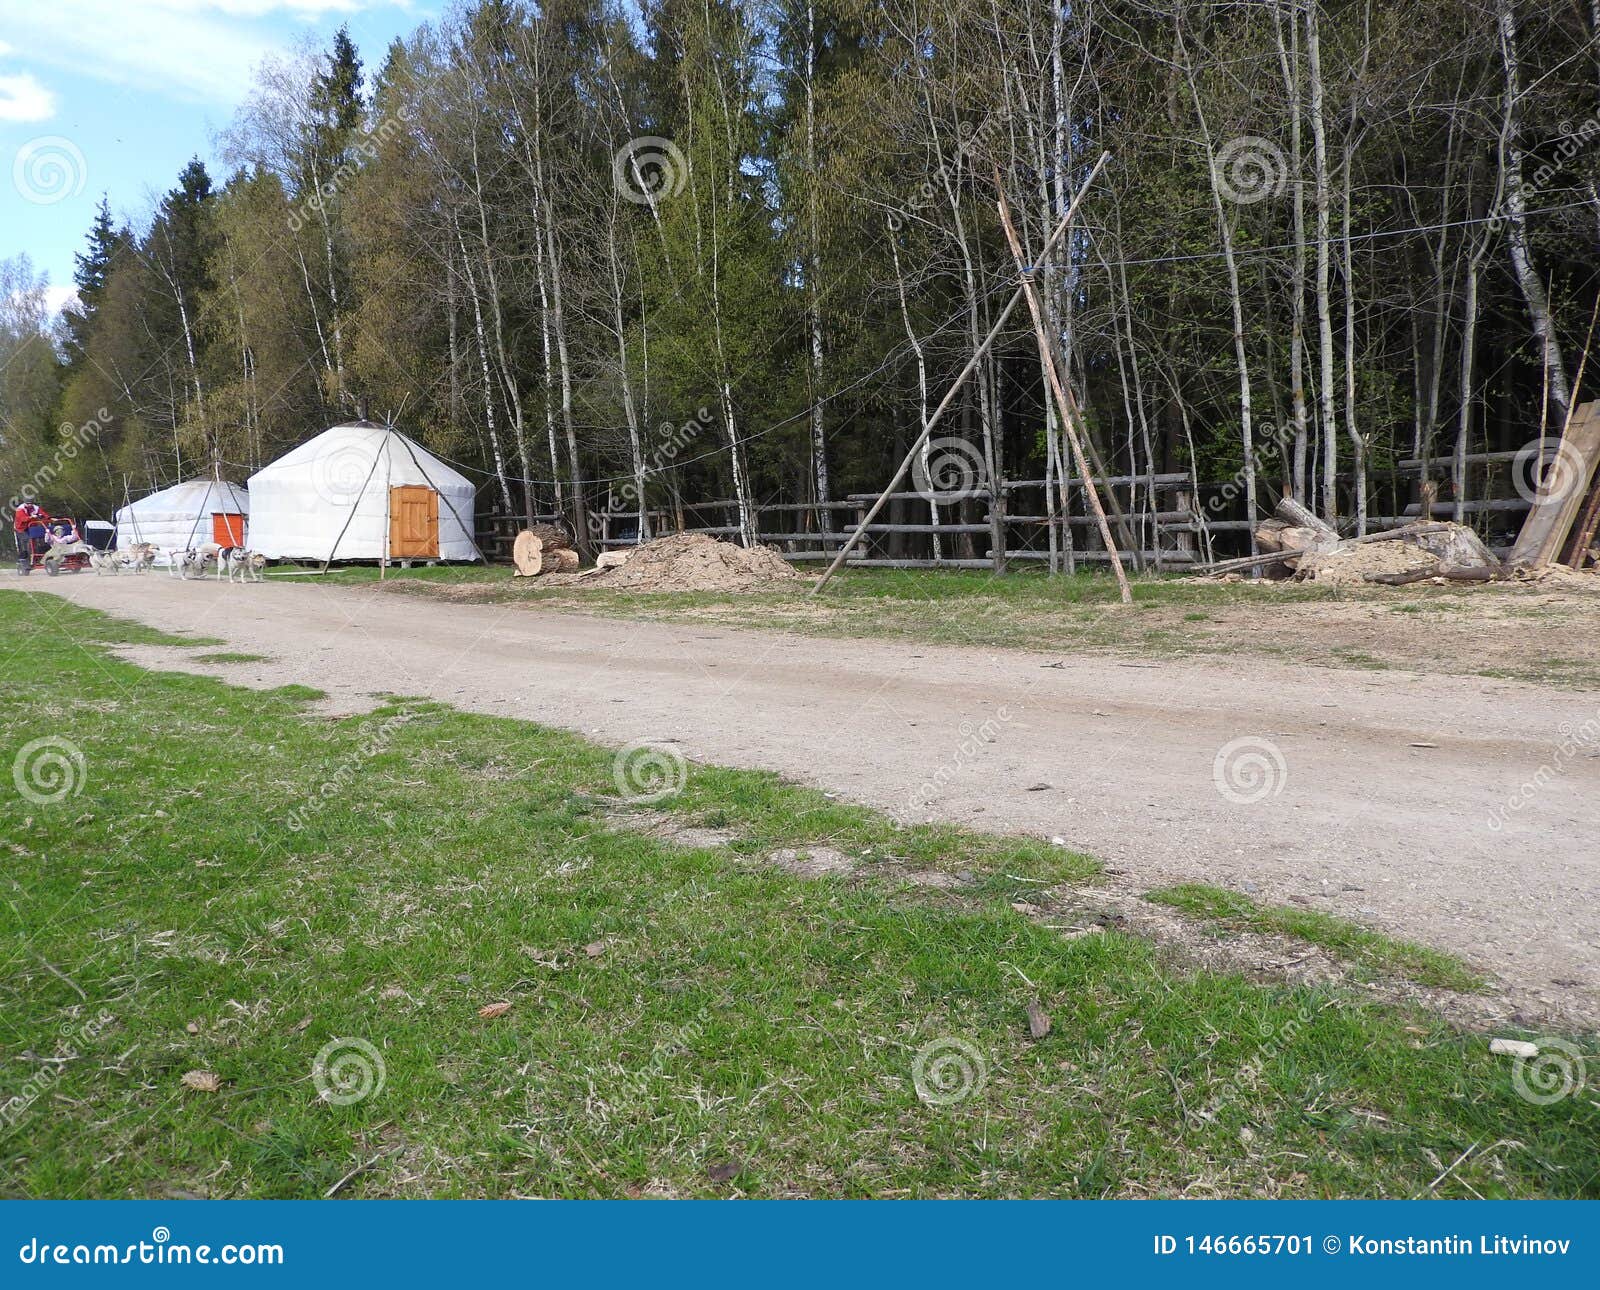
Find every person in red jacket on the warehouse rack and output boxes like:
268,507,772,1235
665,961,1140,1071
14,502,51,574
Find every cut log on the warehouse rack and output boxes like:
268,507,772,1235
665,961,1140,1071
512,532,544,577
1365,565,1504,587
1198,522,1451,576
523,523,573,553
550,547,580,572
1409,523,1499,571
595,550,632,571
1275,495,1339,542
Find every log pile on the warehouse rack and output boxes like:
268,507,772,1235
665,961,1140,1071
512,524,579,577
1196,496,1504,587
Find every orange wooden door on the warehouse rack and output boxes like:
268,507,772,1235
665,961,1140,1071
389,486,439,558
212,513,246,547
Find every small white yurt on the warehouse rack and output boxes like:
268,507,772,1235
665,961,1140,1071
247,420,479,563
116,477,250,562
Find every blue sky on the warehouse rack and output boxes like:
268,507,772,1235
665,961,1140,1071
0,0,429,314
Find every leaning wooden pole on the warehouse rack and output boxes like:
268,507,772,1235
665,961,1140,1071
810,151,1112,597
994,171,1132,605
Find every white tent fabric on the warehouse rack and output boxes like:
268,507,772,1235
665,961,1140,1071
115,478,249,564
246,421,479,562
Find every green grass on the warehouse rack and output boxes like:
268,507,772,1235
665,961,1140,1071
344,562,1600,689
0,592,1593,1198
192,651,271,664
1147,885,1485,993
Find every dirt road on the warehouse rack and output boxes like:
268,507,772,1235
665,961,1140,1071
21,575,1600,1027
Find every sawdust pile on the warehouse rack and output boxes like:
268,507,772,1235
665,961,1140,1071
585,532,804,592
1516,563,1600,592
1294,542,1441,587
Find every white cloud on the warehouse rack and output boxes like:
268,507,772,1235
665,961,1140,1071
45,285,81,317
0,71,57,123
2,1,409,107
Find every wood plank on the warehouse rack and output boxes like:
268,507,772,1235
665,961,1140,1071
1509,402,1600,565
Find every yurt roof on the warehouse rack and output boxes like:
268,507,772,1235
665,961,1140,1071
119,477,249,515
249,421,473,493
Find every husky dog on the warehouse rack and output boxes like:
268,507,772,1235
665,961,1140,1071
124,542,159,573
90,550,121,575
226,549,266,584
168,548,211,579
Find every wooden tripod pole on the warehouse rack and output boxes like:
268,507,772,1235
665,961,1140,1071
810,150,1112,597
994,172,1132,605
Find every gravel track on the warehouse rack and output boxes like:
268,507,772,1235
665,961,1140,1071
23,575,1600,1029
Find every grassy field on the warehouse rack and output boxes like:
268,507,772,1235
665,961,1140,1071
1,593,1596,1198
277,562,1600,689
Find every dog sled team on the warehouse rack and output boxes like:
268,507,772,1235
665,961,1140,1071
15,501,265,582
87,541,266,582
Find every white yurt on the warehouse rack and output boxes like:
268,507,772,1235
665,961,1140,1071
116,477,250,563
247,421,480,563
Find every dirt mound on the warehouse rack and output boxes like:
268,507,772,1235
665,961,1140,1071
1295,542,1440,587
587,532,805,593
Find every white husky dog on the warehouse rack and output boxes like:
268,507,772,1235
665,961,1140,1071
226,549,266,583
